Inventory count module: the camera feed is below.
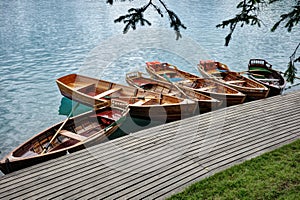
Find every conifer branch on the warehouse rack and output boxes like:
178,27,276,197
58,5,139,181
107,0,186,40
285,42,300,83
216,0,266,46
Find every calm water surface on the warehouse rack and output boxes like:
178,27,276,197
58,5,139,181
0,0,299,173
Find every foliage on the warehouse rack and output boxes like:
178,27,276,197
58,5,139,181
106,0,186,40
167,139,300,200
271,1,300,32
107,0,300,83
270,1,300,83
285,43,300,83
216,0,265,46
216,0,300,83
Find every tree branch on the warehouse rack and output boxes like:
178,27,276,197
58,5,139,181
158,0,186,39
270,0,300,83
285,42,300,83
216,0,266,46
107,0,186,40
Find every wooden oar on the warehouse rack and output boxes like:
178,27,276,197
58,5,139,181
104,115,127,132
238,71,266,77
103,96,161,100
240,69,300,80
182,77,203,80
162,74,191,100
41,102,80,154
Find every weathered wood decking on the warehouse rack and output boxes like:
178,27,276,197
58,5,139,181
1,91,300,199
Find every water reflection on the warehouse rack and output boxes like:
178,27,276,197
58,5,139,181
58,97,165,142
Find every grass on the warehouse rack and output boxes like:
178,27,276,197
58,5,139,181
168,139,300,200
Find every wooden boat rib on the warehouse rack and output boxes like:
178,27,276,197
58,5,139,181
197,60,269,100
56,74,198,121
145,61,246,106
248,59,286,97
0,100,129,174
126,71,222,112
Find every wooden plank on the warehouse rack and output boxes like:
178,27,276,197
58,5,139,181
0,95,298,192
1,91,300,199
132,100,145,106
0,102,296,191
30,112,300,199
122,128,298,199
92,121,299,199
93,88,121,99
74,83,95,91
195,86,216,91
156,70,176,75
226,80,245,84
151,135,298,200
59,130,87,142
11,124,298,199
2,104,292,198
2,131,300,200
132,99,153,106
255,78,280,82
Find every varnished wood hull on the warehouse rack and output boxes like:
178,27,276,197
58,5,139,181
56,74,199,121
0,105,128,174
129,102,198,121
198,61,269,100
126,71,222,112
145,62,246,106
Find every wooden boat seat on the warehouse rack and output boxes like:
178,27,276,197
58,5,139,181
132,99,152,106
132,100,145,106
196,86,216,91
59,130,87,142
75,84,95,91
94,88,122,99
168,91,179,96
156,70,176,75
211,71,222,74
226,80,246,84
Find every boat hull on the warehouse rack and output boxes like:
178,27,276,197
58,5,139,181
145,62,245,106
129,103,197,121
248,59,286,97
126,71,222,112
56,74,199,122
248,75,285,97
0,105,127,174
198,61,269,100
198,91,246,107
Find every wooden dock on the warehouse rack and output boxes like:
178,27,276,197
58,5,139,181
1,91,300,199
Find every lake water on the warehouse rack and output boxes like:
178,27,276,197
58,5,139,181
0,0,299,174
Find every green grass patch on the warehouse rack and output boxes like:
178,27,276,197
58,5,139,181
168,139,300,200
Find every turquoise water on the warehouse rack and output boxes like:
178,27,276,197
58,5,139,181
0,0,299,171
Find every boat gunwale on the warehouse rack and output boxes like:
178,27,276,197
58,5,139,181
0,106,128,164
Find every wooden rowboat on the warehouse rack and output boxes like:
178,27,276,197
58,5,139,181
56,74,198,121
126,71,222,112
0,100,129,174
145,61,246,106
248,59,286,97
197,60,269,100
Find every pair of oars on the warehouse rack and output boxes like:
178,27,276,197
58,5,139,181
41,102,80,154
162,74,191,100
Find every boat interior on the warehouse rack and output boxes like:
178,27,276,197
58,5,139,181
12,110,118,158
